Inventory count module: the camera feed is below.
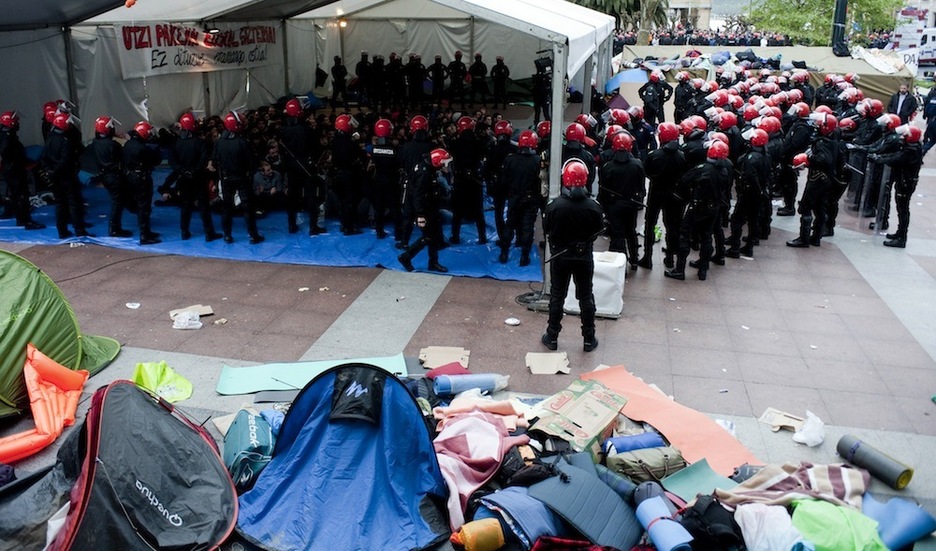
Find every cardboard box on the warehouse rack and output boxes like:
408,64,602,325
529,378,628,461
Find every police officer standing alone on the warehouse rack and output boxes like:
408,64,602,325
213,111,264,244
448,51,468,108
638,70,673,125
172,113,221,242
123,121,162,245
331,56,349,108
398,149,453,273
541,160,604,352
88,116,131,238
491,56,510,110
429,55,449,104
468,53,489,107
499,129,542,266
0,112,44,231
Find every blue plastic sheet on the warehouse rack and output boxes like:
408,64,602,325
3,168,542,282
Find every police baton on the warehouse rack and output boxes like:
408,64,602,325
275,138,316,179
543,227,607,264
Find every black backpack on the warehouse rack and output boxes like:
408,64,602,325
678,494,744,550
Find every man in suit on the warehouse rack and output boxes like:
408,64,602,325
887,83,918,125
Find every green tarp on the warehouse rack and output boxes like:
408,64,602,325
0,250,120,417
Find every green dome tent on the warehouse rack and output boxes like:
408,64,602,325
0,250,120,418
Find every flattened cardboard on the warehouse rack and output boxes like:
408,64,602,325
418,346,470,369
529,378,628,461
582,366,761,476
169,304,214,320
758,407,806,433
525,352,571,375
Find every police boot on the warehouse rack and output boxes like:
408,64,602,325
541,332,558,351
786,215,812,248
883,232,907,248
664,256,686,280
398,252,415,272
583,332,599,352
637,255,652,269
109,224,132,238
739,243,754,258
777,205,795,216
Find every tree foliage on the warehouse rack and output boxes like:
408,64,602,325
573,0,670,43
748,0,902,46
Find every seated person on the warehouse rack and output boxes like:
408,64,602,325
252,160,285,216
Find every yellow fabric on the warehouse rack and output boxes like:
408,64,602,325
456,518,505,551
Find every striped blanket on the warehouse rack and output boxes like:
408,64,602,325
715,462,870,510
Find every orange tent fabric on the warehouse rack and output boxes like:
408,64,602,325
0,344,89,463
581,365,761,476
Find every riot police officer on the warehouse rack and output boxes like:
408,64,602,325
397,149,453,273
123,121,162,245
172,112,221,241
88,116,131,237
598,132,645,268
281,99,324,235
0,112,44,231
500,130,542,266
213,111,264,244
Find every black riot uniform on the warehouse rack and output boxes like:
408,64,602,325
787,131,840,247
331,56,348,108
281,116,324,235
0,125,44,230
598,148,646,266
448,53,468,107
387,54,406,107
406,55,427,107
761,127,785,239
532,71,551,125
171,130,220,241
875,137,923,247
468,55,488,107
398,155,449,272
397,129,434,247
370,56,386,110
726,144,771,257
355,52,371,106
499,146,541,265
429,56,449,103
491,57,510,110
41,124,89,238
370,138,400,239
666,158,730,280
331,129,363,235
449,128,486,244
543,186,604,350
639,140,687,269
673,81,694,122
777,117,814,216
484,133,517,245
638,79,673,125
680,129,707,167
213,129,262,244
122,130,163,245
88,131,132,237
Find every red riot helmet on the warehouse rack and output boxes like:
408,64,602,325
430,148,453,169
94,115,117,135
374,118,392,138
745,127,769,147
284,98,303,118
409,115,428,133
223,111,243,132
575,113,597,130
457,116,476,133
706,140,729,159
896,124,922,143
564,122,586,142
335,114,356,133
611,131,634,152
793,152,809,169
0,111,19,130
134,120,154,140
494,120,513,137
536,120,551,139
561,159,589,188
603,124,624,146
179,112,197,131
518,129,539,149
609,108,631,127
628,105,644,122
657,122,679,144
716,111,738,130
51,112,75,131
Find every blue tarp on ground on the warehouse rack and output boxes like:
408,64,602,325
0,168,543,282
236,363,450,550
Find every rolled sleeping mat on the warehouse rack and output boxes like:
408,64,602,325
836,434,913,490
603,431,666,455
433,373,506,396
633,481,679,516
635,495,693,551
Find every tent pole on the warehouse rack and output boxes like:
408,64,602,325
582,55,593,116
548,42,566,200
282,20,291,94
203,73,212,117
469,17,475,59
63,27,79,114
